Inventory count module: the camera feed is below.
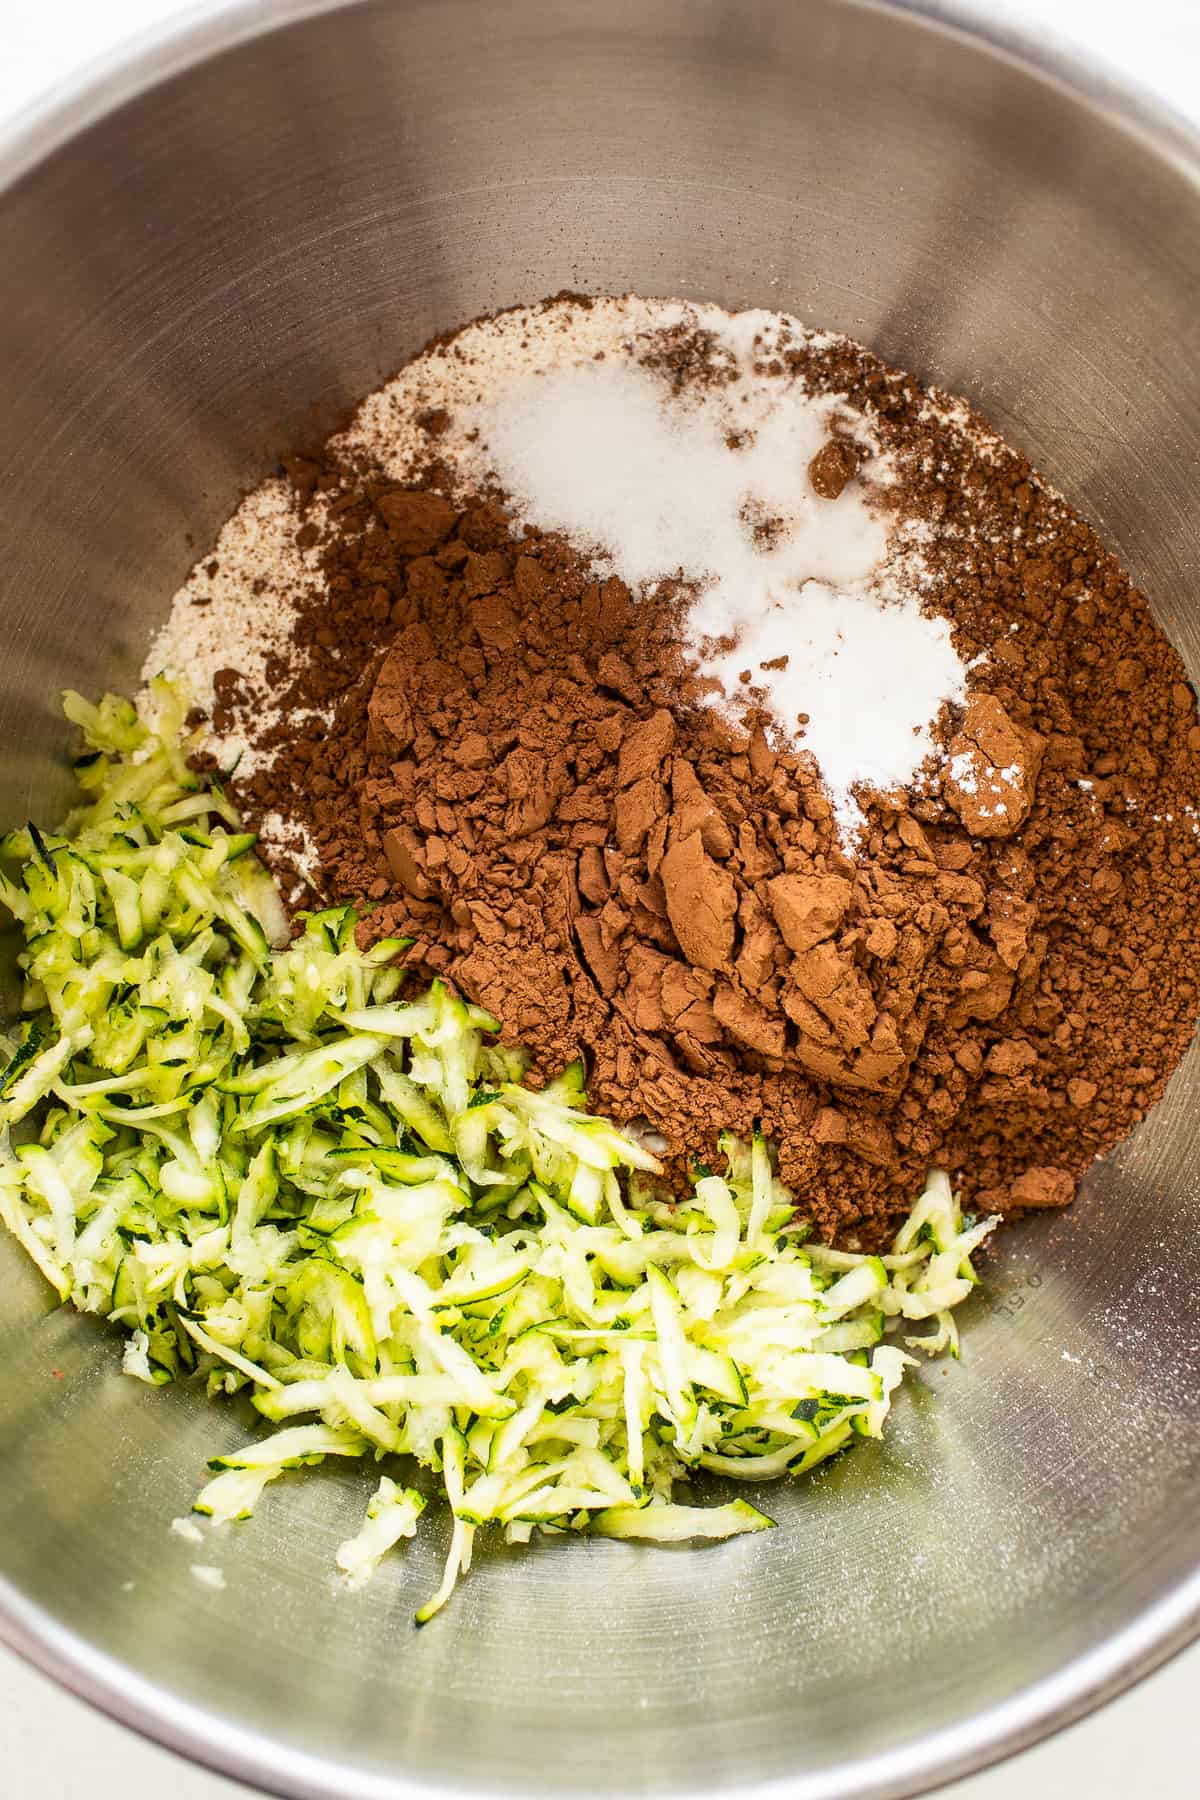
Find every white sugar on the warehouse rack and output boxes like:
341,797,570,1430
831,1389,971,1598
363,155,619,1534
469,358,885,593
393,299,967,841
702,580,965,829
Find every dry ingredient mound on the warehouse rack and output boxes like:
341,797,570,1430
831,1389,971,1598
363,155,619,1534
162,296,1200,1245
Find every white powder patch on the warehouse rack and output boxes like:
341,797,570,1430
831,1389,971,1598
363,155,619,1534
142,479,327,773
469,356,959,833
471,358,886,594
190,1563,226,1590
258,809,324,891
699,580,965,822
342,297,968,841
171,1516,204,1545
948,752,979,795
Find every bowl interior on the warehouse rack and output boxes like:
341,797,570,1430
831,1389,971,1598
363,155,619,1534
2,4,1200,1798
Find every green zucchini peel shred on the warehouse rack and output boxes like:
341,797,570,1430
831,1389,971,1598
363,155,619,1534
0,684,997,1619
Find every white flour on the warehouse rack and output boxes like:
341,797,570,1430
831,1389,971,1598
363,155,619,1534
141,478,328,777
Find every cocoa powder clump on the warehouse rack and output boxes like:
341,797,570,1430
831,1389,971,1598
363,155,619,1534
218,329,1200,1246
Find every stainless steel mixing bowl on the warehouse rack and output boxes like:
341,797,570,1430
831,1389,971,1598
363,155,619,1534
2,2,1200,1796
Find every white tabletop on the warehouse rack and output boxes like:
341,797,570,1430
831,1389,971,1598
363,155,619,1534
1,3,1198,1797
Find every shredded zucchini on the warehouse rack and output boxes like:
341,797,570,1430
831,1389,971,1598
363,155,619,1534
0,686,996,1619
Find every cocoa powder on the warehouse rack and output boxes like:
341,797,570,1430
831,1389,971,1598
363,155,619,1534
216,318,1200,1245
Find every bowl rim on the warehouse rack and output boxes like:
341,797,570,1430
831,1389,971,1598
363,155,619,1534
2,2,1200,1797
